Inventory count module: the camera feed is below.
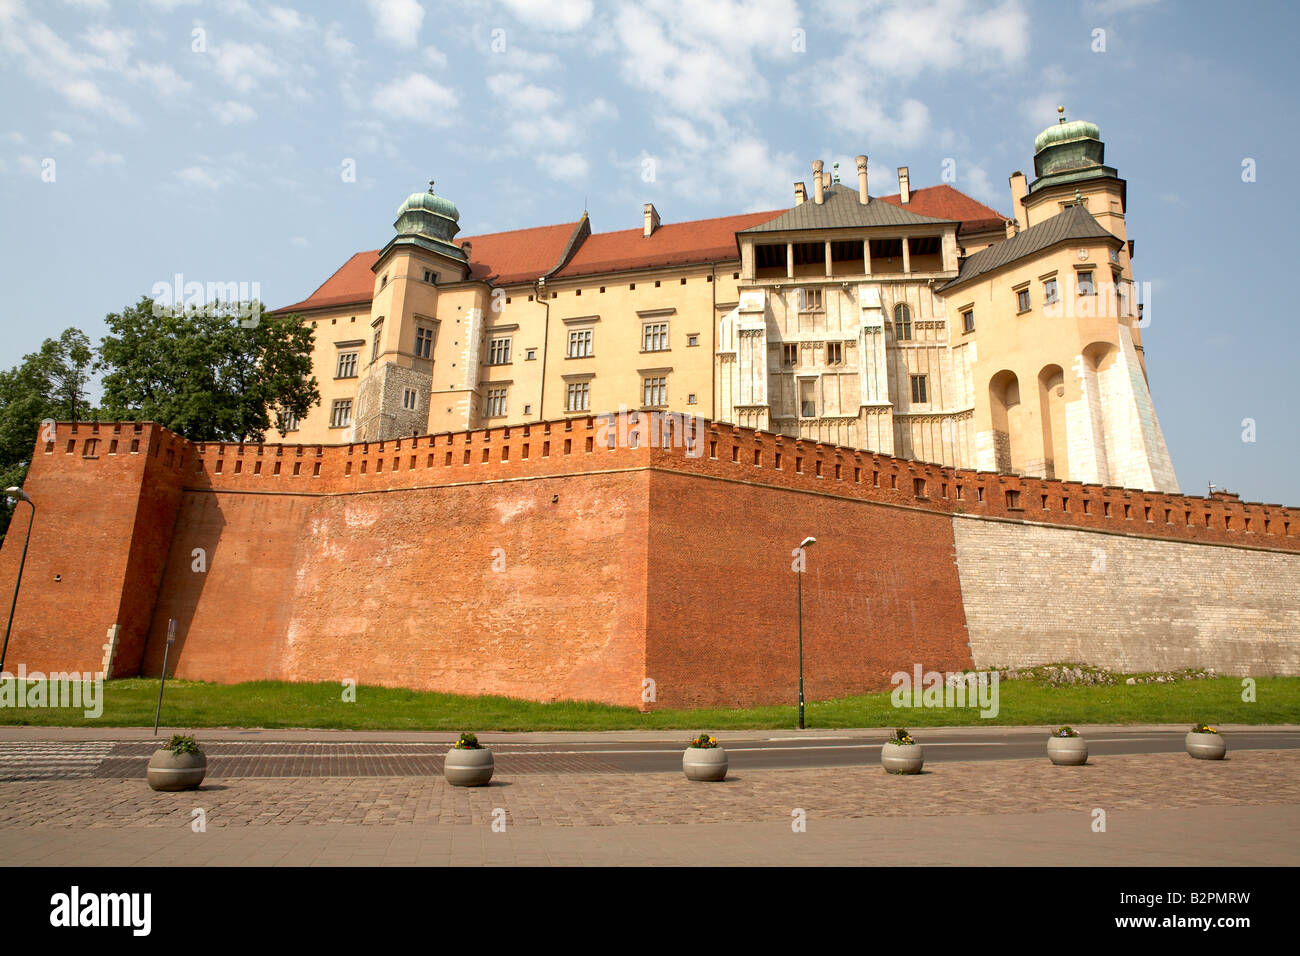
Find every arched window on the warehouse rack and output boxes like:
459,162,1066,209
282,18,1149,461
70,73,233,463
894,303,912,340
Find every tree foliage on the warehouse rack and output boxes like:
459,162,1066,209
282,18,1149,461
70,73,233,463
97,297,319,443
0,328,94,536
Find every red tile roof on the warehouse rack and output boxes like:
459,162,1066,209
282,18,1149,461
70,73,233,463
273,186,1005,313
877,184,1006,233
273,221,584,314
553,209,782,279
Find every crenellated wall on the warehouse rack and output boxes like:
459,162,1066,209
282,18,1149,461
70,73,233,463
0,416,1296,708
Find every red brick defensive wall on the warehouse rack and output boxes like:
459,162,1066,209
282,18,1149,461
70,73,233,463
2,417,1298,708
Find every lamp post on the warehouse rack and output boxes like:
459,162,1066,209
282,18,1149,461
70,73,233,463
796,535,816,730
1,487,35,675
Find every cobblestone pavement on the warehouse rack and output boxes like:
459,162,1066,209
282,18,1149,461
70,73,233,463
1,750,1296,830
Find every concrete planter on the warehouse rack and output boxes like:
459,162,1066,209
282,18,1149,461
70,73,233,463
881,742,924,774
1047,735,1088,766
444,747,494,786
146,749,207,791
682,746,728,781
1185,732,1226,760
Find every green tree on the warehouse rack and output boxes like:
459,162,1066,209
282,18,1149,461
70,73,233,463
0,328,95,537
98,297,319,443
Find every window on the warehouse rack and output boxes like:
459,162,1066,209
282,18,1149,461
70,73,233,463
800,288,823,312
486,387,508,418
371,320,383,364
525,348,537,361
642,376,667,408
799,380,816,418
336,351,358,378
278,410,299,433
1016,288,1030,312
783,343,798,367
402,388,417,411
1077,271,1095,295
910,374,928,403
1043,278,1059,304
380,275,387,289
567,328,593,358
687,393,697,404
487,336,512,365
893,303,912,340
643,323,668,352
415,326,435,359
687,334,699,347
962,309,975,333
422,269,437,284
826,342,844,366
330,399,353,428
565,382,590,412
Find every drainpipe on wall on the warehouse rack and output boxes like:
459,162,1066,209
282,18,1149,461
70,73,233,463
536,276,549,422
710,260,718,423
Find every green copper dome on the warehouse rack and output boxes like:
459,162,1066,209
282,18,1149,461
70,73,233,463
392,181,462,252
1034,118,1102,154
1033,114,1106,180
397,187,460,223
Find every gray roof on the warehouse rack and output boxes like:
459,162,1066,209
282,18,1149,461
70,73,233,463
740,182,954,233
940,203,1120,291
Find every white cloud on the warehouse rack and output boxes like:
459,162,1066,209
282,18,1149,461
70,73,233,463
422,45,447,67
130,61,192,97
291,235,310,246
63,0,111,12
323,22,356,60
537,151,589,181
81,26,134,68
497,0,593,31
175,164,233,189
88,147,124,166
50,130,73,145
367,0,424,48
612,0,801,123
213,100,258,124
486,73,561,113
371,72,457,123
210,42,282,93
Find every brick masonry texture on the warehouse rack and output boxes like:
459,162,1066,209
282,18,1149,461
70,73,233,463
1,417,1297,708
954,518,1300,674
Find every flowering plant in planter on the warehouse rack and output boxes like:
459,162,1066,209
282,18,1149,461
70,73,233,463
887,728,916,745
1053,726,1080,738
1191,723,1218,734
688,733,718,749
453,732,483,750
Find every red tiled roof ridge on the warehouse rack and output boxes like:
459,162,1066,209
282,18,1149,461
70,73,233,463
276,185,1006,312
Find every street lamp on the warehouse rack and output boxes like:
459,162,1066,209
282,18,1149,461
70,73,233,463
1,487,35,675
796,535,816,730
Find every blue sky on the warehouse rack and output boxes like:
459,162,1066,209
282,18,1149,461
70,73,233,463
1,0,1297,503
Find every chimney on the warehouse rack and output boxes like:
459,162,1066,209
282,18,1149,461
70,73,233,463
855,155,869,204
812,160,824,204
1004,219,1017,239
897,166,910,204
822,171,833,193
794,181,807,205
1008,171,1028,229
461,240,473,260
643,202,660,238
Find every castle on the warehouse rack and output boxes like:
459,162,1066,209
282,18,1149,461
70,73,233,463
272,111,1177,493
2,116,1297,709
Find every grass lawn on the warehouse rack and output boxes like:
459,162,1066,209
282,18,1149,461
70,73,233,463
1,674,1296,732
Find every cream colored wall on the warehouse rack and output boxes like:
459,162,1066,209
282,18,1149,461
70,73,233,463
273,304,369,445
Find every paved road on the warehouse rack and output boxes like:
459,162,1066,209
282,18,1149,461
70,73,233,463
1,728,1295,780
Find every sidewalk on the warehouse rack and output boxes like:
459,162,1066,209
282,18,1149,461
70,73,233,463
2,805,1294,866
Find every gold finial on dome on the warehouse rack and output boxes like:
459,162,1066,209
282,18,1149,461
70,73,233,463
1058,105,1066,123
